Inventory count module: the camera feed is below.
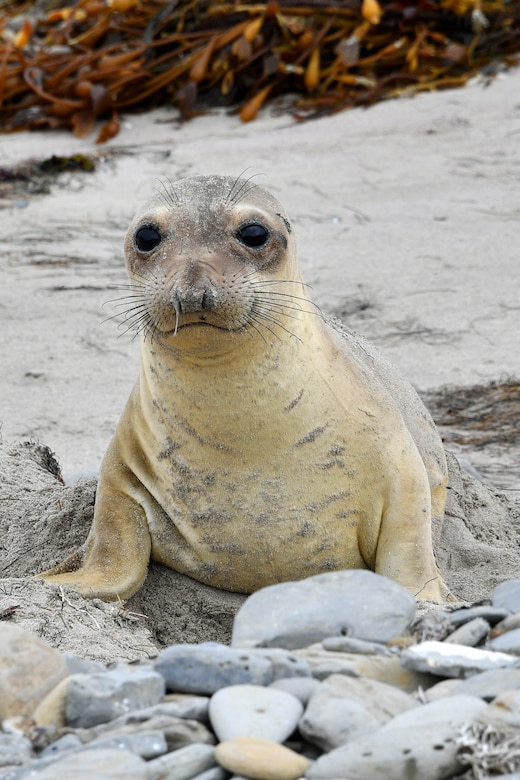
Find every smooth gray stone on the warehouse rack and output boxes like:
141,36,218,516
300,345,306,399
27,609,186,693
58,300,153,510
488,628,520,655
447,606,507,628
443,617,490,646
479,690,520,729
155,643,273,694
161,696,211,722
423,679,460,702
231,570,415,650
63,653,107,675
245,648,311,679
494,776,520,779
307,695,488,780
293,644,438,693
146,743,216,780
0,735,33,767
82,715,214,753
401,640,519,677
84,730,167,760
66,667,166,728
454,669,520,700
299,673,418,751
209,684,303,742
321,636,393,655
269,677,321,705
493,580,520,613
86,699,211,730
2,748,148,780
191,770,229,780
35,748,147,779
40,734,82,757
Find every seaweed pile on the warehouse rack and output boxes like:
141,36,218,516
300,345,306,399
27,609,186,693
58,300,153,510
1,0,519,141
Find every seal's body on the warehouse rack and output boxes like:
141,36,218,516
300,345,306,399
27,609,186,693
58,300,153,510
41,175,448,601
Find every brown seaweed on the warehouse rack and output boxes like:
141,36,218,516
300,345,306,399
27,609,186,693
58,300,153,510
0,1,519,140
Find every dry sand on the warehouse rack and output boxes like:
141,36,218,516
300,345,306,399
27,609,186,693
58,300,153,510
1,68,519,660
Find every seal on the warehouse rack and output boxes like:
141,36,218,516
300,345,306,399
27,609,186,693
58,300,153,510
40,174,448,602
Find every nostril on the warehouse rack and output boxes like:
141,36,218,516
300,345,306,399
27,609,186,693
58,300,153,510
199,284,217,311
171,285,216,313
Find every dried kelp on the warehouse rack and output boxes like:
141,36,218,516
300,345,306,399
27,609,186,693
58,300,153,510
1,1,519,141
422,380,520,448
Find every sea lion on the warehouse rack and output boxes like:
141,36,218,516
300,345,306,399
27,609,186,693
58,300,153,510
40,174,448,602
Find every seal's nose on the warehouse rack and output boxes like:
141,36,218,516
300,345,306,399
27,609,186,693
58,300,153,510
171,283,217,313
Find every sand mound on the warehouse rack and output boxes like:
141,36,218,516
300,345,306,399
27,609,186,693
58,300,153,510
0,441,518,663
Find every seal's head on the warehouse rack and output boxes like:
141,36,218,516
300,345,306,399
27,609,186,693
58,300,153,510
122,175,303,349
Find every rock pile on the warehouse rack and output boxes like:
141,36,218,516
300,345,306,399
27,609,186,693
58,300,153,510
2,570,520,779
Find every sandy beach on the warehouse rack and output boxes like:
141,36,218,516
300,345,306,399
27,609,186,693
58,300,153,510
1,67,519,490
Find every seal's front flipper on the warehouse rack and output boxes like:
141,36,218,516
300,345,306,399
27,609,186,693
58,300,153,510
37,483,152,601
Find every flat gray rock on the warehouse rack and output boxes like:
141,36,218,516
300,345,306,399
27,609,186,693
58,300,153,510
401,640,519,677
446,606,508,628
231,570,416,650
443,617,490,647
209,685,303,742
307,695,488,780
454,668,520,700
0,734,33,768
293,644,438,693
245,649,311,680
26,748,148,780
487,628,520,655
299,674,418,751
478,690,520,730
269,677,320,706
66,668,166,729
154,643,273,694
321,636,393,656
146,743,216,780
493,580,520,613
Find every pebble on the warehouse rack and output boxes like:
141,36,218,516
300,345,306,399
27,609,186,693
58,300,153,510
452,668,520,700
307,695,488,780
231,570,416,649
292,644,437,693
66,667,166,728
215,736,310,780
401,639,519,676
209,685,303,742
487,627,520,654
321,636,393,655
146,743,216,780
299,673,418,751
0,624,69,720
443,616,490,646
0,735,33,768
493,579,520,613
269,677,321,705
154,643,273,694
5,574,520,779
446,606,508,628
478,690,520,729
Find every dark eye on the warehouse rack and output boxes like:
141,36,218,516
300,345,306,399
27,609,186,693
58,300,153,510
237,223,269,248
135,226,162,252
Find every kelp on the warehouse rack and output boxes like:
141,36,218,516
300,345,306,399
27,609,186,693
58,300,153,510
0,0,519,141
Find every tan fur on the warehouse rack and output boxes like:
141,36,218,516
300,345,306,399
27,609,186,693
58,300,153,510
40,175,448,601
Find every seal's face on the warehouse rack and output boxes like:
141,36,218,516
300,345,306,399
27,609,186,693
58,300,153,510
122,175,302,346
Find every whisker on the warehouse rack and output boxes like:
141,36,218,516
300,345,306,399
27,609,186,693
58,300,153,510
153,175,180,208
247,313,283,344
226,171,266,206
250,306,302,343
251,302,307,322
